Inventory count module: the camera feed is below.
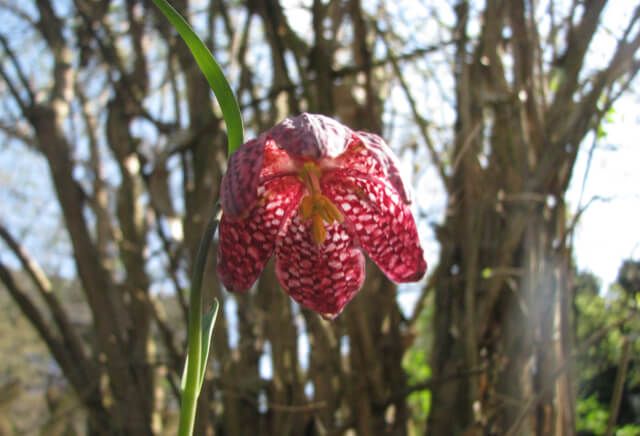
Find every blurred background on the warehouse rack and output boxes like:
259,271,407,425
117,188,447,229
0,0,639,435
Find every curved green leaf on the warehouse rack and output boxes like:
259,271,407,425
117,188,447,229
152,0,244,155
198,299,219,393
179,298,219,396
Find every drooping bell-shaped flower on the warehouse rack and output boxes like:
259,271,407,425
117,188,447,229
218,113,427,319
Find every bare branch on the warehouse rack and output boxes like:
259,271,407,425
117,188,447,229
555,0,607,97
0,261,60,364
148,294,183,377
333,41,456,78
149,210,189,325
563,195,613,253
74,0,171,130
0,1,37,26
0,33,35,107
253,0,305,118
34,0,72,104
0,222,93,383
0,119,36,147
377,24,450,187
402,365,489,398
535,11,640,191
0,60,29,114
450,122,482,177
620,4,640,43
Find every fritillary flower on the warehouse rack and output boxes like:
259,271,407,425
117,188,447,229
217,113,427,319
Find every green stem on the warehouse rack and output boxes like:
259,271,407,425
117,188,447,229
149,3,240,432
178,203,222,436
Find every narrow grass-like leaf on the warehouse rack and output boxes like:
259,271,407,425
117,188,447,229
198,300,219,393
180,354,189,393
179,299,219,395
152,0,244,155
175,204,222,436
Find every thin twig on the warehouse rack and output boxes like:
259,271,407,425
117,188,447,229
222,388,327,412
0,59,29,114
382,365,490,407
0,119,37,148
450,122,482,176
0,0,37,26
376,23,449,187
563,195,612,251
0,33,35,106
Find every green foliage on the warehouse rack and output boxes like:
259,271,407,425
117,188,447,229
404,348,432,422
574,262,640,434
574,278,638,381
575,271,601,296
596,107,616,140
481,267,492,279
617,259,640,300
403,297,434,434
577,394,610,435
616,424,640,436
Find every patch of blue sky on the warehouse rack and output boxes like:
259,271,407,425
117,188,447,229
566,90,640,293
0,141,76,277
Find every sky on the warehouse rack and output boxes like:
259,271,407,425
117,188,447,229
564,2,640,292
566,92,640,292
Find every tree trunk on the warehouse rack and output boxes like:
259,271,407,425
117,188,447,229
427,1,639,434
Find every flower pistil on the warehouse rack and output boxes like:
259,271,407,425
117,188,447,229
297,161,344,244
